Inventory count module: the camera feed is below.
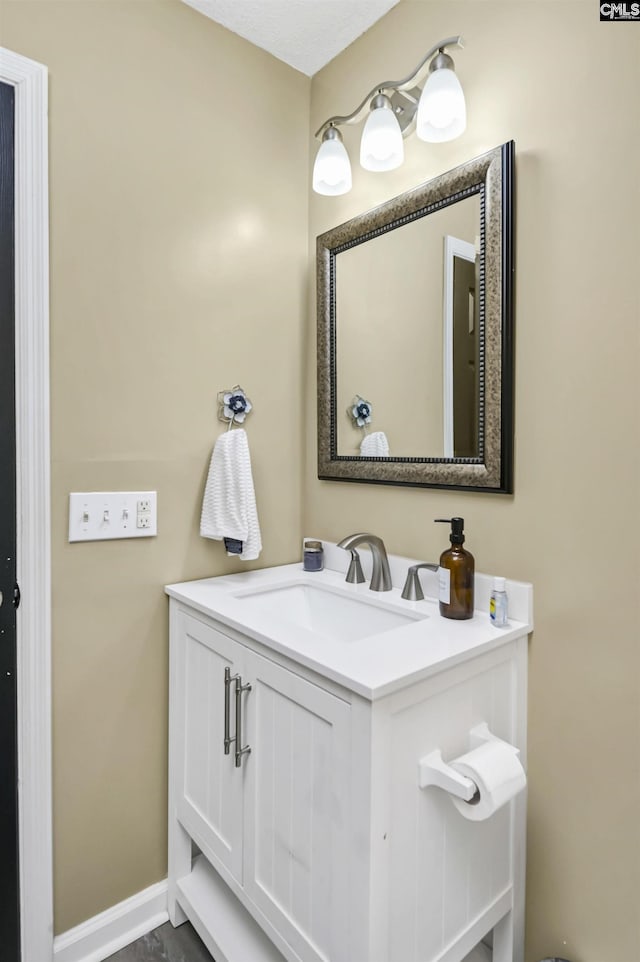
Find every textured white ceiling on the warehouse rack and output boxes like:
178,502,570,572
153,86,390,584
182,0,401,76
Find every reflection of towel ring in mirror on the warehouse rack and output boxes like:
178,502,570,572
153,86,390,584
349,396,391,456
218,385,253,430
348,394,372,433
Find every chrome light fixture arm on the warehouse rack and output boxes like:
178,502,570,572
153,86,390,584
314,35,463,139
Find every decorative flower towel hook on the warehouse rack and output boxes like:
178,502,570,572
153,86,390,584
348,395,372,433
218,385,253,430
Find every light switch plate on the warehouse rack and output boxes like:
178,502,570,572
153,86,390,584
69,491,157,542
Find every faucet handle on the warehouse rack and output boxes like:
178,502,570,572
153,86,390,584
401,563,439,601
345,549,366,585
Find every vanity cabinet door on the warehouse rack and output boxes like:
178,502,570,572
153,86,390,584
242,649,352,962
175,612,244,884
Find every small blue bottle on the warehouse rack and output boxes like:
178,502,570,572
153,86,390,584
303,540,324,572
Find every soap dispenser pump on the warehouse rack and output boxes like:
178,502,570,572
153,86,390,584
434,517,474,620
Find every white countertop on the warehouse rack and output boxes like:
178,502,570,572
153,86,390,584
166,552,533,700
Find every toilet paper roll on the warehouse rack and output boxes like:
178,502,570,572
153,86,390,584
449,739,526,821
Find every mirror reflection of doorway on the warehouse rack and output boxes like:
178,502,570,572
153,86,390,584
453,253,478,457
443,235,479,458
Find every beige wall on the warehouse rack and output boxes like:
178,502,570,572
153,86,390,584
1,0,310,934
308,3,640,961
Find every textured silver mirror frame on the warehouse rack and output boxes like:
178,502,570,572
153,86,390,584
316,141,515,493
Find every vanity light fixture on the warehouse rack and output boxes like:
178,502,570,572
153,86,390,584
313,126,352,196
360,93,404,172
313,35,466,196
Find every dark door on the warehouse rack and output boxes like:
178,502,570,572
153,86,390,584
452,254,479,459
0,79,21,961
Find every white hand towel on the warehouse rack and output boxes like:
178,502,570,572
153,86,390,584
360,431,390,457
200,429,262,561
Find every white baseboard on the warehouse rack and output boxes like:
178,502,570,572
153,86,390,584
53,879,169,962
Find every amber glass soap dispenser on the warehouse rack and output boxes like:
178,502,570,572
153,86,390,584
435,517,474,620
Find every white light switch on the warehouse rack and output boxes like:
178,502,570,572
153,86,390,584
69,491,157,542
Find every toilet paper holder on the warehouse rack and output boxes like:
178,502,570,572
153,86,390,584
418,723,520,801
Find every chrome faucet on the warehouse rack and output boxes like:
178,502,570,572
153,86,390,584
337,533,392,592
401,562,439,601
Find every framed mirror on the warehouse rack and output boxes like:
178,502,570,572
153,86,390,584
317,141,514,492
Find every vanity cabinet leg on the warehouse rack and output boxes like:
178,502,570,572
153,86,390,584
492,910,517,962
168,816,190,926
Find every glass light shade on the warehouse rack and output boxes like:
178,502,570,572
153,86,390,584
313,137,352,196
360,105,404,172
416,67,466,143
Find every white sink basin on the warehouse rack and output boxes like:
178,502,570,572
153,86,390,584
234,581,427,642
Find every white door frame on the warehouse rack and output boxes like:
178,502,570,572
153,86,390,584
0,46,53,962
442,234,476,459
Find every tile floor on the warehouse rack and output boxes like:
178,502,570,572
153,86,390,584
105,921,214,961
105,920,492,961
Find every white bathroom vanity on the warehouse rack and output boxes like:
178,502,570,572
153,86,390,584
166,545,532,962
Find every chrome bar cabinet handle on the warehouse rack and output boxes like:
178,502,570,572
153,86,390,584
234,674,252,768
224,667,238,755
